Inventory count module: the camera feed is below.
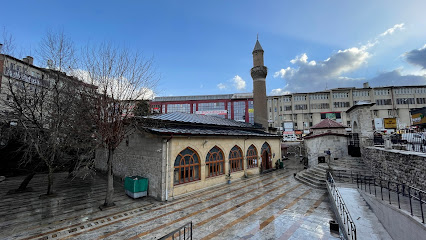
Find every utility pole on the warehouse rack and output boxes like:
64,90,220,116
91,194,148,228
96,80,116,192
404,98,411,131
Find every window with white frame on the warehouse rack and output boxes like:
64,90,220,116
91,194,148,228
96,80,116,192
332,92,349,99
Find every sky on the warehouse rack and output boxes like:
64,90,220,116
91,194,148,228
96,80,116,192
2,0,426,98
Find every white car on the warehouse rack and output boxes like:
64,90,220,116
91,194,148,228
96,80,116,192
283,134,298,142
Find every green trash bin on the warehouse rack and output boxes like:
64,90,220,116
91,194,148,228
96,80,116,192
125,176,148,199
279,161,284,169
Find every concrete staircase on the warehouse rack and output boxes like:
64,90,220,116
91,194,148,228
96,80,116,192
330,156,368,171
295,164,329,188
296,157,370,188
329,157,370,182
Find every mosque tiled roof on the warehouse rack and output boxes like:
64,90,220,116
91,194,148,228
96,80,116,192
310,118,346,129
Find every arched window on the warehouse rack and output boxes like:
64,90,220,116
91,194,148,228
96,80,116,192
246,145,258,169
206,146,224,177
174,147,200,185
261,142,272,170
229,145,243,172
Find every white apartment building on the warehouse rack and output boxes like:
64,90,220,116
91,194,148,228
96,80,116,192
0,54,52,121
267,83,426,132
0,54,96,124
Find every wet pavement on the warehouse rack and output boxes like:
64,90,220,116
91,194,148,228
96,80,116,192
338,187,392,240
0,158,340,240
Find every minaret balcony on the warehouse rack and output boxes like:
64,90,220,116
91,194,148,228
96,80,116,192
250,66,268,79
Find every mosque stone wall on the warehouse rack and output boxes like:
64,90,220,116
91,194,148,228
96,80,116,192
305,135,348,167
95,131,165,200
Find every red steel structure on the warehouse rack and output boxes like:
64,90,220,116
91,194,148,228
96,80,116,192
150,93,254,123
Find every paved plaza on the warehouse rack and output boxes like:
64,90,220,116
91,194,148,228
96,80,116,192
0,159,343,240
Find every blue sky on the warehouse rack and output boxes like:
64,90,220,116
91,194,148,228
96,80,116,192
2,0,426,97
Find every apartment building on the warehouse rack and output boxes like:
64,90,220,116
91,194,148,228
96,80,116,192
267,83,426,132
0,54,96,123
0,54,51,121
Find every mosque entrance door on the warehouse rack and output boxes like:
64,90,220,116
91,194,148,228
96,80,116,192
262,151,271,170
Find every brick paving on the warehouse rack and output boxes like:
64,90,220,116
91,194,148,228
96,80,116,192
0,160,340,240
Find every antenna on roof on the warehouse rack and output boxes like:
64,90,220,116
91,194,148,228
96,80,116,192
47,59,54,69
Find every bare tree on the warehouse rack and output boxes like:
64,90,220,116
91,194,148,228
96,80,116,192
38,28,76,73
82,43,158,208
2,30,94,195
1,27,15,55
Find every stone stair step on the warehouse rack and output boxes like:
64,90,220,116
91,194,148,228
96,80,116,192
308,171,327,179
295,174,326,188
300,172,325,182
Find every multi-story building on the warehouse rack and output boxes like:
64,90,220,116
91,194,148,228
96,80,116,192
149,83,426,133
0,54,51,121
267,83,426,132
150,93,255,123
0,54,96,123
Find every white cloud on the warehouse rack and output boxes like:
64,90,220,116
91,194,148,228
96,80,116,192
217,83,226,90
271,87,290,96
231,75,246,90
273,23,407,93
380,23,405,37
273,47,369,92
72,69,156,100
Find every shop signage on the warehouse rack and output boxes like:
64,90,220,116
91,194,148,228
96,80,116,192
412,113,426,125
374,118,384,130
384,118,397,129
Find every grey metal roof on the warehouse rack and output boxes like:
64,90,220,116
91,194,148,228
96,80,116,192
145,126,277,137
147,112,260,129
253,40,264,52
346,101,376,113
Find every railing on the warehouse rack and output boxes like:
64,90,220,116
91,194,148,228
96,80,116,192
330,170,374,183
356,174,425,223
159,221,192,240
326,172,357,240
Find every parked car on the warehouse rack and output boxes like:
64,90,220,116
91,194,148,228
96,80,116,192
283,134,298,142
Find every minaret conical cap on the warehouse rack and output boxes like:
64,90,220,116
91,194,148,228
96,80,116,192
253,39,264,53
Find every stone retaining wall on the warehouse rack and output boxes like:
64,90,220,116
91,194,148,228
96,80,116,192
362,146,426,190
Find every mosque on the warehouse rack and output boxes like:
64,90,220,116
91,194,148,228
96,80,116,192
95,38,282,201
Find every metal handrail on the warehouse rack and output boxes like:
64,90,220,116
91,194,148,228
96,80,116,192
330,169,374,183
159,221,193,240
356,174,425,223
327,172,357,240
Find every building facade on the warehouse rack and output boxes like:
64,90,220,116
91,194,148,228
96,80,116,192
0,54,51,121
267,83,426,132
150,93,255,124
304,119,348,167
94,112,281,200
